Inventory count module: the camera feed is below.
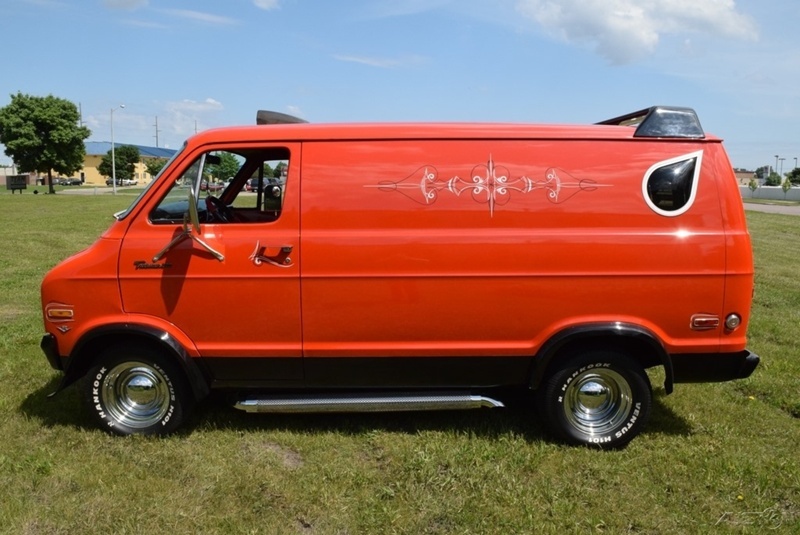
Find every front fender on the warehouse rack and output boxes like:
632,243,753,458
48,322,209,401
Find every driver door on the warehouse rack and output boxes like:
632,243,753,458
117,143,303,384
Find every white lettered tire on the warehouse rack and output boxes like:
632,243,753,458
538,351,652,448
83,346,193,436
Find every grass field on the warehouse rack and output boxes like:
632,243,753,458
0,191,797,533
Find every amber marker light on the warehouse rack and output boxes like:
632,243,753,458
46,304,74,321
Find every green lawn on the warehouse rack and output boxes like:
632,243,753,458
742,198,800,206
0,192,797,533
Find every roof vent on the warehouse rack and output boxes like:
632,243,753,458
597,106,705,139
256,110,308,125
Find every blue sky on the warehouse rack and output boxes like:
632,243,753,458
1,0,798,172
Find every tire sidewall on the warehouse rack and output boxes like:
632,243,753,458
541,352,652,448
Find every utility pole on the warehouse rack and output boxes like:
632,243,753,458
111,104,125,195
153,116,161,148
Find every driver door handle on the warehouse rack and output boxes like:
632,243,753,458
250,243,293,267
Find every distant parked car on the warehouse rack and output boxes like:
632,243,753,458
122,178,138,186
105,178,123,186
245,177,281,194
245,178,260,192
200,180,223,192
61,178,82,186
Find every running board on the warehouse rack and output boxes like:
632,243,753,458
233,393,504,413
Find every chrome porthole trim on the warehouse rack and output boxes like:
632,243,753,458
642,150,704,217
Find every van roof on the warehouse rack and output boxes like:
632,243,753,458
190,121,720,145
191,106,715,145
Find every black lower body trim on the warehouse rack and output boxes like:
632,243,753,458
41,334,63,371
671,350,759,383
203,356,533,389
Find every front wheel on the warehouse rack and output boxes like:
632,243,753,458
537,351,652,448
83,346,193,436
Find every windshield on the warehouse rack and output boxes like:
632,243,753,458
113,143,186,221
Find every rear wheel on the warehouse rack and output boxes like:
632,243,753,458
538,351,652,448
83,345,193,436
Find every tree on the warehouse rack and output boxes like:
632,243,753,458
145,157,168,179
755,166,771,180
782,176,792,199
786,167,800,186
98,145,140,182
206,152,241,182
765,172,782,186
0,92,90,194
273,161,287,179
748,178,759,198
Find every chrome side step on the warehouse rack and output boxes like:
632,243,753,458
233,393,504,413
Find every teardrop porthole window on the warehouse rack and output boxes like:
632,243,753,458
642,150,703,217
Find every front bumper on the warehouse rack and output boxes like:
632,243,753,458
672,350,760,383
41,334,63,371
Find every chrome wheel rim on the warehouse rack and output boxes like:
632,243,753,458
563,368,633,436
102,362,170,429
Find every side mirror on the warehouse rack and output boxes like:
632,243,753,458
151,189,224,263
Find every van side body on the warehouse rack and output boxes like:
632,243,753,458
40,107,758,447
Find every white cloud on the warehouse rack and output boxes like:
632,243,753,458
123,18,167,29
164,98,225,139
24,0,68,7
359,0,453,19
333,54,428,69
160,9,238,25
516,0,758,64
102,0,147,10
168,98,224,113
253,0,280,10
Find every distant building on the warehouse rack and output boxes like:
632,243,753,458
733,169,755,185
80,142,177,185
2,142,177,187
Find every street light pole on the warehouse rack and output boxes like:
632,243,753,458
774,155,779,175
779,158,786,177
111,104,125,195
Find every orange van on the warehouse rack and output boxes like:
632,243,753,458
40,106,758,447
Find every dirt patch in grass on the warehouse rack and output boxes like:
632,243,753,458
0,305,27,322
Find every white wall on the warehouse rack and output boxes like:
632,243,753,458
739,185,800,202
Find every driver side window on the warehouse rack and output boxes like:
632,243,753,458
150,147,290,224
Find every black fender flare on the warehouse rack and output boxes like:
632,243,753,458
531,322,674,394
51,323,210,401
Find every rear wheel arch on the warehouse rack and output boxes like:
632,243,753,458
531,323,674,395
61,324,210,401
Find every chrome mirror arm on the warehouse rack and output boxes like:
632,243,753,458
152,189,225,263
